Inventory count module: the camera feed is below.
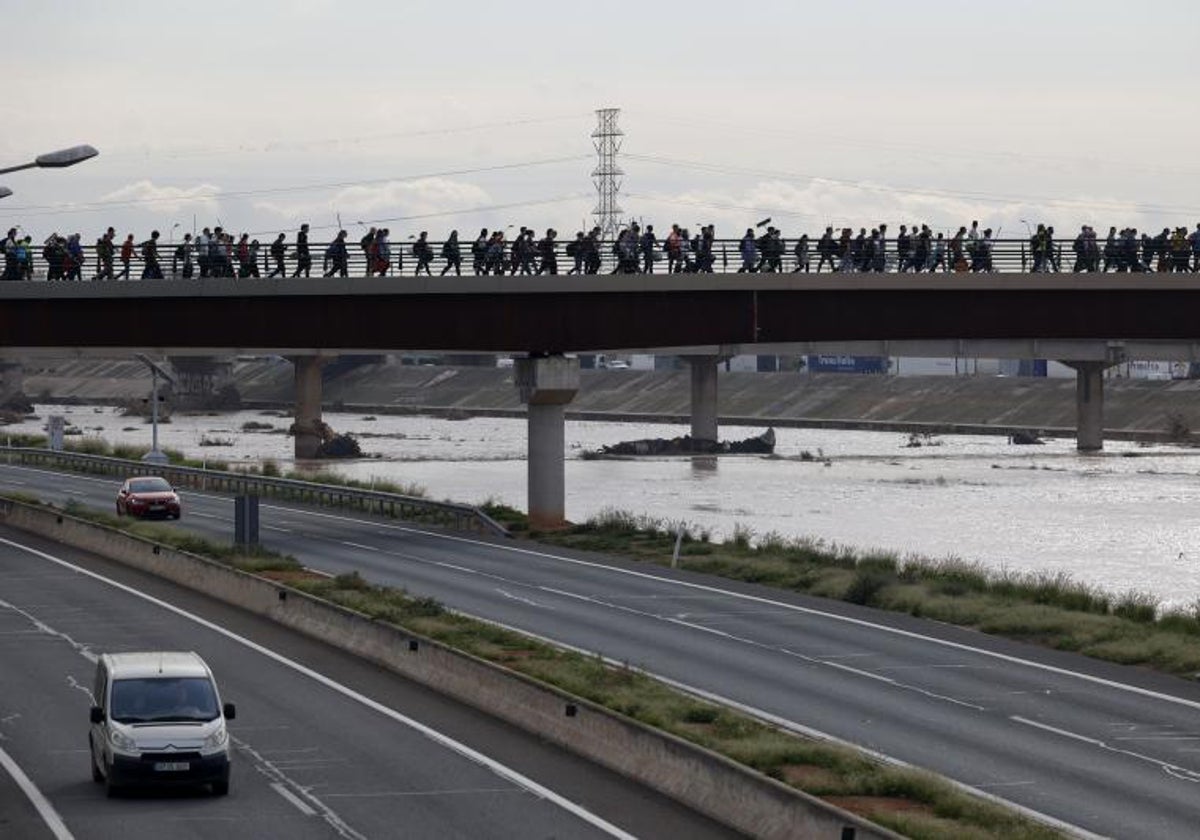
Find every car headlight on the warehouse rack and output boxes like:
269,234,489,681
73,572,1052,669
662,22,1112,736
109,729,137,752
202,725,228,752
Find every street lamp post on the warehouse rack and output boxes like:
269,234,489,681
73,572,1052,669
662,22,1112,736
135,354,174,465
0,144,99,176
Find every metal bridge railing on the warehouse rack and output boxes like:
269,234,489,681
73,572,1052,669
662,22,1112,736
7,237,1190,282
1,447,509,537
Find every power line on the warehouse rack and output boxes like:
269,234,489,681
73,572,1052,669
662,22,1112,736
623,109,1200,179
4,156,591,218
623,152,1200,216
245,194,592,237
98,113,594,162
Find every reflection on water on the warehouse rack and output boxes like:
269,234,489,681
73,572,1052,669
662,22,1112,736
15,405,1200,607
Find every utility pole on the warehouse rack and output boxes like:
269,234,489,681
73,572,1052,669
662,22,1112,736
591,108,623,241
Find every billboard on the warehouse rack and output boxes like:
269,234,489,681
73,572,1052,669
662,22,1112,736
807,355,889,374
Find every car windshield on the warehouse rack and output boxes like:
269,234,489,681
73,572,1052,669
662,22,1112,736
110,677,219,723
128,478,171,493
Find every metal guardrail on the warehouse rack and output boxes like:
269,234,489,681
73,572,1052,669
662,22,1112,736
9,236,1194,282
1,447,510,538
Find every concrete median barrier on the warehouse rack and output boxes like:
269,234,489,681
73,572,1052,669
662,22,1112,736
0,498,897,840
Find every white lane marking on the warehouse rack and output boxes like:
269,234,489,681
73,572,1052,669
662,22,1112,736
322,787,522,799
0,536,637,840
495,589,552,610
191,512,220,520
266,503,1200,717
298,532,989,715
1011,716,1200,783
339,541,380,552
262,526,293,534
0,742,75,840
456,609,1104,840
820,661,986,711
271,781,318,817
0,597,99,665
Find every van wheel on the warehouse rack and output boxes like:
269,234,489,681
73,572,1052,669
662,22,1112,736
89,738,103,783
212,779,229,797
104,769,120,798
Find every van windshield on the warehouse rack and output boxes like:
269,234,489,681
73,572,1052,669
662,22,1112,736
110,677,219,723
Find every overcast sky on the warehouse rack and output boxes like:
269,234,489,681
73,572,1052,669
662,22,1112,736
2,0,1196,242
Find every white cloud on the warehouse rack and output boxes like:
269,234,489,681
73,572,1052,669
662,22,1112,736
254,178,492,225
100,180,221,216
627,178,1161,240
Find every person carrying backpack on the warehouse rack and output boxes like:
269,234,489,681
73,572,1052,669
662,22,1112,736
441,230,462,276
139,231,163,279
173,233,194,279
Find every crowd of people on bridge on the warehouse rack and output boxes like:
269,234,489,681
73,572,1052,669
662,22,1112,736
3,220,1199,281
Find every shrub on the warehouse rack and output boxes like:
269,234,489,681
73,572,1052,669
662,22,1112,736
844,569,892,606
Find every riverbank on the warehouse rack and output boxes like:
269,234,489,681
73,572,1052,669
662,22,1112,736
23,357,1200,442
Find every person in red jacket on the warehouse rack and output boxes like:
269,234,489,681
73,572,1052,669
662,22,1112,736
116,234,135,280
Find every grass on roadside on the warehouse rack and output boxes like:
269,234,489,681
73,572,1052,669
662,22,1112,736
11,493,1060,839
521,508,1200,678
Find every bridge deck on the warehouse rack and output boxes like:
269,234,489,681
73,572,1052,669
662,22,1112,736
2,273,1199,355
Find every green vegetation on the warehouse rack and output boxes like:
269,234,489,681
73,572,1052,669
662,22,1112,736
281,570,1057,839
518,509,1200,677
11,491,1060,838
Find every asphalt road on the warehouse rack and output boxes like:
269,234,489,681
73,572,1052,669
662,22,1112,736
0,521,740,840
6,461,1200,838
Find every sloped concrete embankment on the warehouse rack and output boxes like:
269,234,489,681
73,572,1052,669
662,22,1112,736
0,499,896,840
27,357,1200,439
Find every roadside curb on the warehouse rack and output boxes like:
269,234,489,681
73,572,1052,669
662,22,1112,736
0,498,898,840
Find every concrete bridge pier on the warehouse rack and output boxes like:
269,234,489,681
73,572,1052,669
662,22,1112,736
291,355,329,459
682,355,720,444
0,361,28,412
516,355,579,530
1064,360,1107,452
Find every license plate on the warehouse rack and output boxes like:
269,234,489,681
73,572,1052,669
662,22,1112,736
149,504,165,511
154,761,190,772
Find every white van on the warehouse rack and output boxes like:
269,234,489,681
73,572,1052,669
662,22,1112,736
89,651,235,797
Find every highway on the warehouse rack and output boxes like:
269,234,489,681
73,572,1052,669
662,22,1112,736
5,462,1200,838
0,522,739,839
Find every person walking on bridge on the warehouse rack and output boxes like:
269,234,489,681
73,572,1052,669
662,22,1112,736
792,233,810,272
441,230,462,276
640,224,657,273
324,230,349,277
292,223,312,277
737,228,757,273
413,231,434,276
536,229,558,275
815,227,836,273
267,233,286,277
172,233,194,279
471,228,488,275
359,228,376,277
94,228,115,280
116,234,135,280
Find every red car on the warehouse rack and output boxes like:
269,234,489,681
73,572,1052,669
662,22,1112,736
116,476,182,520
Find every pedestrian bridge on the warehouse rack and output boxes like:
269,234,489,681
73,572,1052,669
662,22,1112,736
3,272,1198,527
2,273,1200,355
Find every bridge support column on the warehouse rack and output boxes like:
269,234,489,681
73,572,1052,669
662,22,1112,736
1065,361,1106,452
516,355,579,530
292,355,327,459
0,361,29,413
682,355,720,444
